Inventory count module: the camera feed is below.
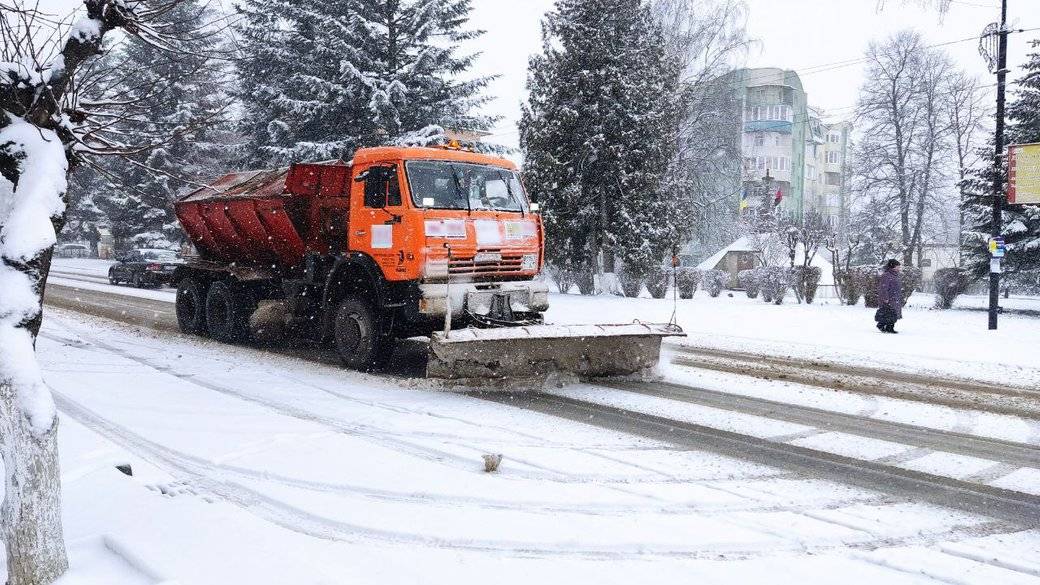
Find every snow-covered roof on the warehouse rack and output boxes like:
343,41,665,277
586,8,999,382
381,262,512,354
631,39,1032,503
696,237,760,271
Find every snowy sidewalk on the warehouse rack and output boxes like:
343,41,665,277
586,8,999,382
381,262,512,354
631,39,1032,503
544,291,1040,388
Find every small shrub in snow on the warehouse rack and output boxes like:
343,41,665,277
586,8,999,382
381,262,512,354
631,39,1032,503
933,268,970,309
834,269,861,305
575,268,595,296
738,269,759,298
645,268,669,299
616,266,643,298
703,269,727,298
792,266,823,304
759,266,790,305
545,264,575,294
674,267,700,299
858,266,882,308
898,266,922,307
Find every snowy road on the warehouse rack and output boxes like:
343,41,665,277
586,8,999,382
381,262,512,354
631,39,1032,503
36,266,1040,583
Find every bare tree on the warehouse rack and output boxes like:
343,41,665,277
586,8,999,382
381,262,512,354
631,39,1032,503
0,2,216,583
945,72,989,262
650,0,754,254
851,31,959,267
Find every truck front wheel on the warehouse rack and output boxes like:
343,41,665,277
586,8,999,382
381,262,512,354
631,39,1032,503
206,280,254,343
333,297,394,372
176,277,208,335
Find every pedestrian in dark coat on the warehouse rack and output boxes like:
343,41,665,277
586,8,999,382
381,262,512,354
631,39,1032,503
875,259,903,333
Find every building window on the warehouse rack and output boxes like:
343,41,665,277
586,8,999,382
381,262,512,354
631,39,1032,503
806,165,816,180
825,172,841,186
921,259,933,268
828,134,840,143
827,151,840,164
754,133,764,146
774,134,782,147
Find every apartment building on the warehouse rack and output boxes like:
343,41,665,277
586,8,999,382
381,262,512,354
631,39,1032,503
723,68,850,229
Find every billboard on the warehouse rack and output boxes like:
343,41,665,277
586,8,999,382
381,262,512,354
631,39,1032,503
1008,142,1040,204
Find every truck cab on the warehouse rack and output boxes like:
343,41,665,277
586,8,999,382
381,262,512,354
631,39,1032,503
337,146,548,329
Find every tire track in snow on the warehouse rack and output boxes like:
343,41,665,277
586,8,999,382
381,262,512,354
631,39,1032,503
50,390,1023,561
473,392,1040,527
598,380,1040,470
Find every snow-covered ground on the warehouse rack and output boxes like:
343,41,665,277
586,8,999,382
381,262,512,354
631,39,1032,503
50,257,1040,387
16,309,1040,584
547,291,1040,388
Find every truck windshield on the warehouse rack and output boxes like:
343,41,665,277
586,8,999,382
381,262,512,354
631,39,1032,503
405,161,527,212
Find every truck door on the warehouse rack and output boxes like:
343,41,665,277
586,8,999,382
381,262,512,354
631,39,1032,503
351,163,407,277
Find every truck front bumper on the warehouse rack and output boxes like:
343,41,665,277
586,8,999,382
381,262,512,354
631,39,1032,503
417,279,550,319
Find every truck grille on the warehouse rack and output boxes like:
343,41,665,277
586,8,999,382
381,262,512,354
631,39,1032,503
450,250,526,278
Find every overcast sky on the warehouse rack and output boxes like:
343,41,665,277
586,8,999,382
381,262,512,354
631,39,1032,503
468,0,1036,150
39,0,1038,152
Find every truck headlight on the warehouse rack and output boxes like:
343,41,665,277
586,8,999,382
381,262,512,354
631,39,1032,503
423,257,449,279
521,253,538,271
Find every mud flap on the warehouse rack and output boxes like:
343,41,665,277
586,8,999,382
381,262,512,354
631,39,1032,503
427,323,684,380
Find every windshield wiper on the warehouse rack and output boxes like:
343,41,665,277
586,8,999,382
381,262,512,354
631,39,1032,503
498,170,525,214
451,165,471,216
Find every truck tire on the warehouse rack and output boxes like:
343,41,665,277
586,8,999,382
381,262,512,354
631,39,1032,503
333,297,394,372
108,268,119,286
205,280,255,343
176,277,208,335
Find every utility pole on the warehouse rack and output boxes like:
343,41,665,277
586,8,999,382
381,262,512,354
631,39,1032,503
982,0,1009,330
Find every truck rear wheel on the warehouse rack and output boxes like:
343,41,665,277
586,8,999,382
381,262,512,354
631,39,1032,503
333,297,394,372
176,277,208,335
206,280,255,343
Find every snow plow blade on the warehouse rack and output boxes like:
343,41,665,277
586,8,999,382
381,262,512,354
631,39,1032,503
427,323,684,380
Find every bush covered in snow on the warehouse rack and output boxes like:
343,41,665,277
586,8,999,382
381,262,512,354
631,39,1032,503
759,267,790,305
738,269,759,298
545,264,576,294
702,269,727,298
616,266,643,298
933,267,970,309
645,268,669,299
899,266,922,306
834,268,861,305
674,267,700,299
575,269,596,296
860,267,882,308
792,265,823,304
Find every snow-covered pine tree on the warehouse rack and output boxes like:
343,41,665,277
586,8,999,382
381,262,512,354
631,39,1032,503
84,0,230,249
961,39,1040,281
234,0,494,167
520,0,678,283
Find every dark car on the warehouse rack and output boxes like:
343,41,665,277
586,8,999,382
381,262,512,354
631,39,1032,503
108,249,183,288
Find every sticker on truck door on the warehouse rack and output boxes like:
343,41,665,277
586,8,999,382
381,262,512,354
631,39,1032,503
371,225,393,249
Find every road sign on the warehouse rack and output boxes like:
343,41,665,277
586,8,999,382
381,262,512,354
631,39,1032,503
1008,142,1040,204
989,237,1006,258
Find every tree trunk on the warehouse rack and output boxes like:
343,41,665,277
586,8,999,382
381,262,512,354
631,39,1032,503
1,387,68,585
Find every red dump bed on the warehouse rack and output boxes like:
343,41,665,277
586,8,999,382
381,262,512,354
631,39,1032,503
175,163,350,266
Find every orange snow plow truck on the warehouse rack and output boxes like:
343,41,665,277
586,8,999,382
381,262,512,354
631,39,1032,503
173,145,682,380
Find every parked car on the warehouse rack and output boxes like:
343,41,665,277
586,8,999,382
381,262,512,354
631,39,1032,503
56,243,92,258
108,248,183,288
